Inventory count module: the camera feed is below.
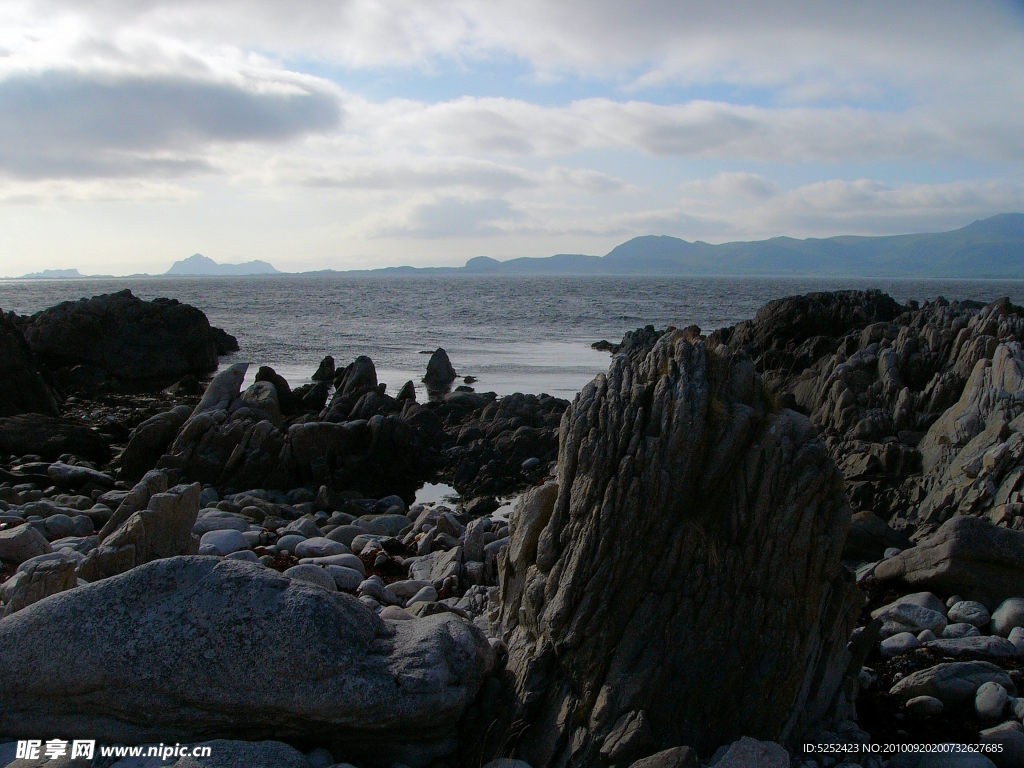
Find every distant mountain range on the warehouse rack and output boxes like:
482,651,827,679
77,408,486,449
14,214,1024,279
165,254,280,276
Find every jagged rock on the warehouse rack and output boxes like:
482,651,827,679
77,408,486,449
494,332,861,764
324,356,379,421
873,516,1024,610
423,348,457,391
22,289,235,391
255,365,298,415
312,355,335,382
0,414,110,463
0,557,494,767
0,309,59,417
1,555,77,616
120,405,192,481
78,481,200,581
0,524,52,565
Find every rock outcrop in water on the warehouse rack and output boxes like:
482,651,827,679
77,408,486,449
493,331,861,764
20,289,238,392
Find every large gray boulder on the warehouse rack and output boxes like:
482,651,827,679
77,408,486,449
494,333,861,765
0,556,494,767
889,661,1015,708
78,480,200,581
873,516,1024,610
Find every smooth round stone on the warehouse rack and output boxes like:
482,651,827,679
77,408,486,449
379,605,414,621
44,513,76,539
359,595,381,611
258,554,277,567
350,534,381,554
1011,697,1024,720
407,585,438,606
975,681,1009,720
881,632,919,658
947,594,964,608
906,695,943,717
943,622,981,639
199,529,248,556
276,534,307,554
883,546,902,559
358,579,387,603
389,579,432,599
325,524,368,548
294,537,348,559
1009,626,1024,653
225,549,260,563
302,552,363,575
361,514,411,537
917,629,937,643
283,564,337,591
72,515,95,536
948,600,991,628
992,598,1024,637
325,565,363,592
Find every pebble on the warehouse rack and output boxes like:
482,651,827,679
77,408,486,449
942,622,981,639
282,518,321,538
325,565,363,591
1012,697,1024,720
947,594,963,608
992,597,1024,637
917,629,937,642
258,554,276,567
881,632,919,658
407,586,438,606
948,600,991,628
294,537,348,559
882,546,902,559
389,579,433,599
975,681,1009,720
905,695,943,716
276,534,307,554
521,457,541,470
358,579,387,603
43,514,76,539
1009,626,1024,654
199,529,248,556
283,564,337,591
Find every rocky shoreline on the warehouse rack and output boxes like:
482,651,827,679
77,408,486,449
1,288,1024,767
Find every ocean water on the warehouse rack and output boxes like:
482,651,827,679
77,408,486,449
2,275,1022,400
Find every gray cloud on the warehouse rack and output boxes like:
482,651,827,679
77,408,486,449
379,196,523,237
0,72,342,178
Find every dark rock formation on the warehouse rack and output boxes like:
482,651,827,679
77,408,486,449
424,348,457,392
164,364,444,499
0,414,110,463
494,331,861,764
119,405,192,481
0,310,59,417
21,289,236,392
255,365,298,415
439,391,566,497
312,355,335,381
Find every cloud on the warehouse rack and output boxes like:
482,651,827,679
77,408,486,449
361,95,1024,163
376,196,524,237
0,70,341,178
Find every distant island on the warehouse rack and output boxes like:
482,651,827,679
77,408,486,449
165,253,281,276
14,214,1024,279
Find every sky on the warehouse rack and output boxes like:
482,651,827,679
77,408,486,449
0,0,1023,275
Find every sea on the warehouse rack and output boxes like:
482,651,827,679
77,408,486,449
2,275,1022,402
